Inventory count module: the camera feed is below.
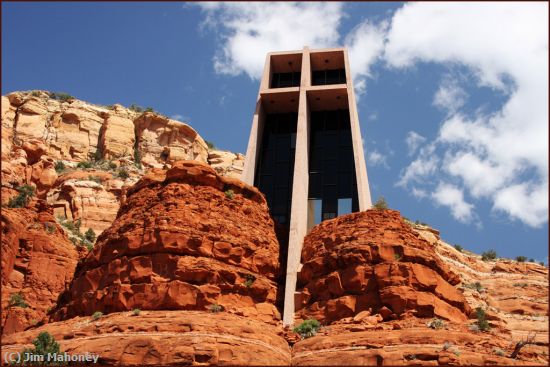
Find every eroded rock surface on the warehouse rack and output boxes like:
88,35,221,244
2,311,291,365
296,209,470,325
1,203,81,334
52,161,281,324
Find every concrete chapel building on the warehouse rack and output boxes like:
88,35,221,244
242,47,372,325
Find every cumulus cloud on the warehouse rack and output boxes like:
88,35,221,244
387,2,548,227
431,183,475,223
367,149,389,168
405,131,426,156
345,20,388,96
197,2,344,79
433,77,468,114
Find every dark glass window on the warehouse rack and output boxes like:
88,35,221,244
311,69,346,85
254,113,297,227
308,109,358,221
271,72,301,88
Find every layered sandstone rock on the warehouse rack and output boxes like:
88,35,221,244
417,225,549,351
2,311,291,365
46,170,125,235
52,161,280,324
134,113,208,167
290,211,548,365
208,150,245,179
296,209,470,325
1,90,237,236
3,91,211,165
1,203,81,334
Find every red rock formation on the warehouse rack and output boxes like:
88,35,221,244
52,161,281,324
296,209,470,324
2,311,291,365
1,202,81,334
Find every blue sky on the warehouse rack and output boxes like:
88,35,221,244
2,2,548,263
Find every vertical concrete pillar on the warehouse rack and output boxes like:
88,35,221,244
282,47,311,325
242,54,271,185
343,50,372,210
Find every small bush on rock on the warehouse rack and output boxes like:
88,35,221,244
293,319,321,339
209,304,223,313
54,161,66,174
475,307,490,332
8,185,35,208
225,189,235,200
19,332,60,365
516,256,527,262
117,168,130,179
454,244,463,252
373,196,388,210
91,311,103,321
9,293,28,308
132,309,141,316
77,161,93,169
427,318,445,329
464,282,484,292
481,249,497,261
84,228,96,243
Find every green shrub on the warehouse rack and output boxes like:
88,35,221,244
50,92,73,101
54,161,66,174
293,319,321,339
44,222,55,234
513,282,528,288
373,196,388,210
108,161,117,170
464,282,484,292
243,275,256,288
209,304,223,313
426,318,445,329
129,104,143,113
481,249,497,261
205,140,215,149
117,168,130,179
84,228,96,243
76,161,93,169
9,293,28,308
88,175,102,184
225,189,235,200
134,149,142,168
145,107,154,112
516,256,527,262
160,150,169,161
394,253,402,261
19,332,60,365
494,348,505,356
540,261,545,266
8,185,35,208
475,307,490,331
132,309,141,316
91,311,103,321
454,244,463,252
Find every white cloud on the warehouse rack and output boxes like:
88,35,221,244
345,20,388,96
433,77,467,114
431,183,475,223
197,2,344,79
367,149,388,168
411,187,428,199
405,131,426,156
386,2,548,227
